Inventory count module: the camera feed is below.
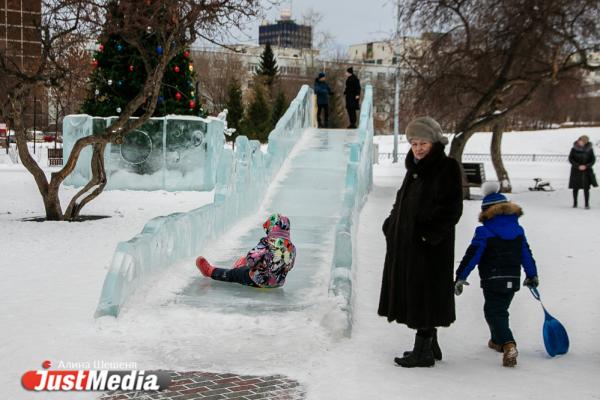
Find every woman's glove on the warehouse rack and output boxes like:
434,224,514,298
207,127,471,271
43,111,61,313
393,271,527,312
454,279,469,296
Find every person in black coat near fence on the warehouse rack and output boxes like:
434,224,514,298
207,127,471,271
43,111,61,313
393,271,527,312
344,67,361,129
314,72,333,128
379,116,463,368
569,135,597,209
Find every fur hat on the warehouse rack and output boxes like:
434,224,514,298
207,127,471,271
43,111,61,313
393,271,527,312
481,181,508,210
405,116,448,145
346,67,354,74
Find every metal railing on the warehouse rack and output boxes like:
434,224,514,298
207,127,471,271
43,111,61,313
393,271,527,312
378,152,569,163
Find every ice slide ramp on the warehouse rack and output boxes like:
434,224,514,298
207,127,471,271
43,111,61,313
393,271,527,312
176,128,358,313
95,85,374,336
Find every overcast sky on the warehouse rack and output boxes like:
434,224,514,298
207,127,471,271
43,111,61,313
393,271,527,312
223,0,398,49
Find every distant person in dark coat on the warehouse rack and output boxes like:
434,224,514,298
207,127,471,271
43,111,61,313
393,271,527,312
455,181,539,368
314,72,333,128
344,67,361,129
379,116,463,368
569,135,597,209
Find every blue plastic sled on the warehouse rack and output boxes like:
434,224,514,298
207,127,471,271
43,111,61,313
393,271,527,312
530,287,569,357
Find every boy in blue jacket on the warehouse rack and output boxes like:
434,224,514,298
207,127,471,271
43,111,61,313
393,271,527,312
455,182,539,367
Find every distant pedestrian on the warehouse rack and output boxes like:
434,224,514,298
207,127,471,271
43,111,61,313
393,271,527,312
344,67,361,129
379,116,463,368
455,181,539,367
568,135,597,209
314,72,333,128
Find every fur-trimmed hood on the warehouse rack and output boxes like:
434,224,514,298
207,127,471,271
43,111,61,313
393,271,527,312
479,202,523,222
479,202,524,240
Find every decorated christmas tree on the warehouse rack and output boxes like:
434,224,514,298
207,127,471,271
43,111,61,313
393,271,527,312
82,34,206,118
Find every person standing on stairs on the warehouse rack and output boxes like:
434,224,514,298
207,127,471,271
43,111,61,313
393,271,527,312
344,67,361,129
314,72,334,128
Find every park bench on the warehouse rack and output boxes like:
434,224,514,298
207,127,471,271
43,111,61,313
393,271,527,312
48,148,63,166
462,162,485,199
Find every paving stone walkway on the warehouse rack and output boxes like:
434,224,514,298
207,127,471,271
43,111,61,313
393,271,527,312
99,371,305,400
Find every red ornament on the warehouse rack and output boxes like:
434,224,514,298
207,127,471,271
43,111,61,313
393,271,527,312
98,44,104,52
173,65,180,73
175,92,182,101
129,65,134,72
91,59,98,68
189,100,196,109
183,50,190,58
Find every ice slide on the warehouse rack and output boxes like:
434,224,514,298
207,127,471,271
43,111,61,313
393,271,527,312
94,85,374,335
177,128,358,313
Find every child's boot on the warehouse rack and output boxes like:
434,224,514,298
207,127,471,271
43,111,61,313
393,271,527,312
488,339,503,352
196,256,215,277
502,342,518,367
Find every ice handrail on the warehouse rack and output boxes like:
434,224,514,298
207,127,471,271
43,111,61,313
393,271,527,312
328,85,374,337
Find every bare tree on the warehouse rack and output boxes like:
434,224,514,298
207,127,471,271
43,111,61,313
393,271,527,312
192,49,247,113
0,0,260,221
400,0,600,190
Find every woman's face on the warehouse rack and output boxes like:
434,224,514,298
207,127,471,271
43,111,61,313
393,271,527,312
577,138,587,147
410,139,433,160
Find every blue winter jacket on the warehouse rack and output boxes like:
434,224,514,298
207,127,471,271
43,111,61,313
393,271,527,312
456,202,537,292
314,79,333,105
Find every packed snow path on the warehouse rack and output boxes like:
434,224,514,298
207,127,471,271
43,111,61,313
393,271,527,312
175,128,357,313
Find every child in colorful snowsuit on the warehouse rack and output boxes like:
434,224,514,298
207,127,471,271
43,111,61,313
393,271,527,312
196,213,296,288
454,182,539,367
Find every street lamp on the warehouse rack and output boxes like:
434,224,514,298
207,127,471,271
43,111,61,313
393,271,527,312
392,0,401,163
33,93,37,154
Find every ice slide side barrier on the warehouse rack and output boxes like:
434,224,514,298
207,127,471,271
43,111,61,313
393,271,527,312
94,85,313,318
329,85,374,337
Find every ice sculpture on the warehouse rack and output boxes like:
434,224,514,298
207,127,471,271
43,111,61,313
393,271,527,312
95,85,313,318
328,85,374,336
63,115,225,191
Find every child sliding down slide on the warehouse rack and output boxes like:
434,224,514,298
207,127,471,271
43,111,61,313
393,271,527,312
196,213,296,288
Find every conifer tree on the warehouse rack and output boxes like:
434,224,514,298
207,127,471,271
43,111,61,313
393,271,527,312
225,80,244,143
270,90,288,129
82,33,205,117
242,83,271,142
256,43,279,88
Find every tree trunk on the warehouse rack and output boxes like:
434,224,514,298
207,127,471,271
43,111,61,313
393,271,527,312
449,130,474,199
491,121,512,193
64,142,108,220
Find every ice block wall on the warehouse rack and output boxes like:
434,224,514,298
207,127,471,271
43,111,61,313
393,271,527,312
63,115,225,191
328,85,374,337
95,85,313,318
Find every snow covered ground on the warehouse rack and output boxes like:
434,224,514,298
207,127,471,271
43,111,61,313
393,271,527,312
1,127,599,399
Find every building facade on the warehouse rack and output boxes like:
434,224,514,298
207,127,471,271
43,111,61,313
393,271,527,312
259,10,312,49
0,0,45,133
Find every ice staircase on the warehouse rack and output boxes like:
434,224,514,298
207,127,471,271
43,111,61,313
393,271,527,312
175,128,357,313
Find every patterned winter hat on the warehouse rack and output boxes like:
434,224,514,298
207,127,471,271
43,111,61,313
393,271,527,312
263,213,291,234
481,181,508,210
